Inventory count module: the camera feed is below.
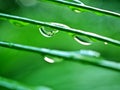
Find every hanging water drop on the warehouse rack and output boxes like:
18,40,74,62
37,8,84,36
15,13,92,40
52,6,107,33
39,26,59,38
44,56,63,63
9,19,29,27
44,56,55,63
104,42,108,45
74,35,92,46
69,6,82,13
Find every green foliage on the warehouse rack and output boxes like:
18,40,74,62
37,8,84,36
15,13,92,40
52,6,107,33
0,0,120,90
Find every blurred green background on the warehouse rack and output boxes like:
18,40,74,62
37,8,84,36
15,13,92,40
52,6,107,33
0,0,120,90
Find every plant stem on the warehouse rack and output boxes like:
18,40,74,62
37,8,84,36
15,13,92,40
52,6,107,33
0,76,51,90
0,13,120,46
47,0,120,18
0,41,120,72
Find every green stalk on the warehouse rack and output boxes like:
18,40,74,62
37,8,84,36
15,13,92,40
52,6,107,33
0,13,120,46
0,41,120,72
0,76,52,90
47,0,120,18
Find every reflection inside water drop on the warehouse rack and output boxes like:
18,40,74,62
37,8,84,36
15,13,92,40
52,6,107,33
74,36,92,46
74,35,92,46
44,56,55,63
39,26,59,38
44,56,63,63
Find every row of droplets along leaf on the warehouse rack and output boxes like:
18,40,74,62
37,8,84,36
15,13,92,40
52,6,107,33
0,18,29,27
0,17,108,46
39,22,108,46
0,16,107,64
0,17,92,45
39,22,92,45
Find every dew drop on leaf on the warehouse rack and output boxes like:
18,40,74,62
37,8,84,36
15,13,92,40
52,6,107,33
44,56,55,63
74,35,92,46
9,19,29,27
44,56,63,63
68,0,85,13
69,6,81,13
104,42,108,45
39,26,59,38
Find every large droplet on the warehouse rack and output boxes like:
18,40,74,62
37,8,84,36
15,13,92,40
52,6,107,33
39,26,59,38
9,19,29,27
74,35,92,45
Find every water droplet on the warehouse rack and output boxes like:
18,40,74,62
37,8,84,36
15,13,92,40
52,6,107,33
9,19,29,27
104,42,108,45
44,56,55,63
69,6,82,13
67,0,85,13
44,56,63,63
74,35,92,46
39,26,59,38
73,0,85,5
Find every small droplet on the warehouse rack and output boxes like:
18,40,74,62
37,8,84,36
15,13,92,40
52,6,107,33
9,19,29,27
104,42,108,45
44,56,63,63
39,26,59,38
68,0,85,13
74,9,81,13
74,35,92,46
69,6,82,13
44,56,55,63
